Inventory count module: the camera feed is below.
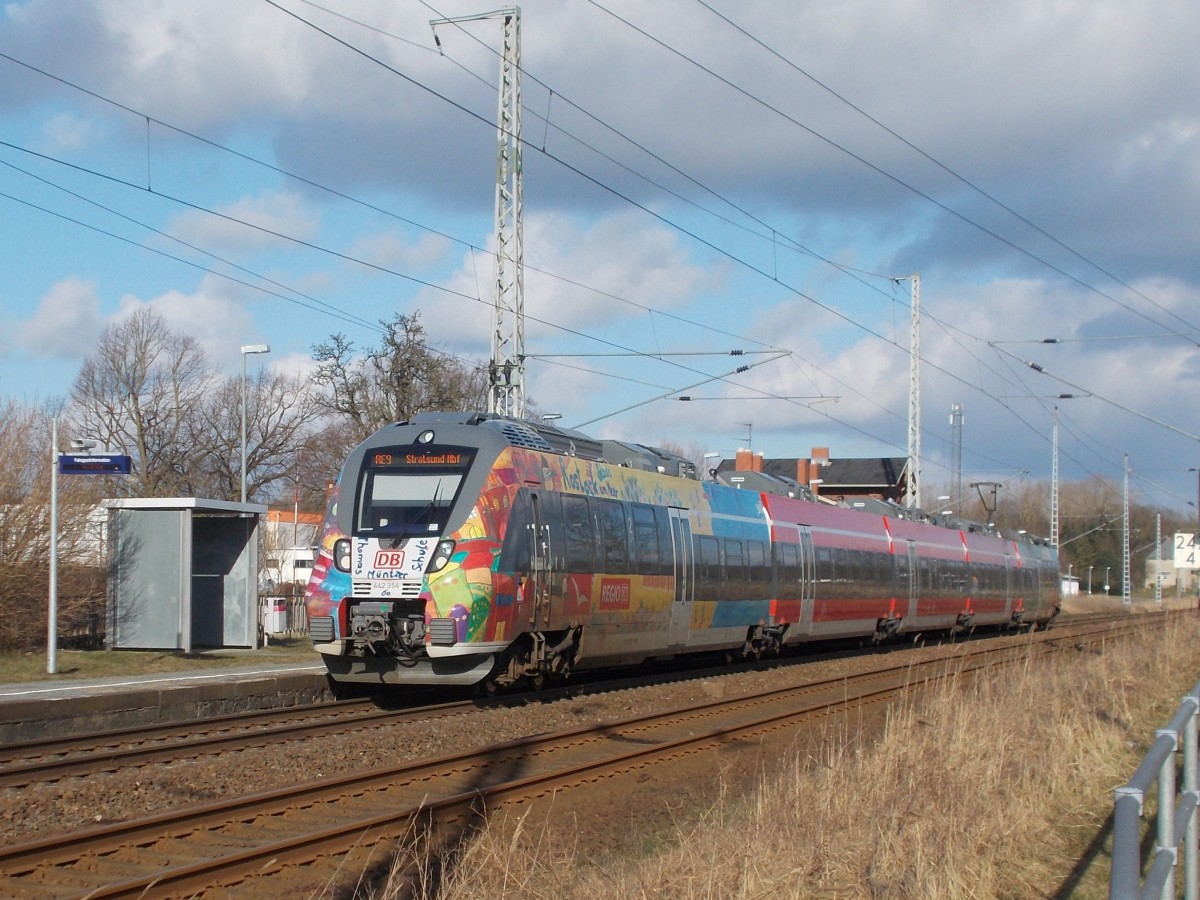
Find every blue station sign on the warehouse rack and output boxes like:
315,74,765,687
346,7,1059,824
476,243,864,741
58,453,132,475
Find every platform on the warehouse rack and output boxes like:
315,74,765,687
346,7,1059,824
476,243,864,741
0,661,331,742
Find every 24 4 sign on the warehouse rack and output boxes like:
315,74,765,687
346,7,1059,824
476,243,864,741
1175,533,1198,569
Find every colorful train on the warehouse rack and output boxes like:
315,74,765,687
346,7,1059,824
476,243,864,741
303,412,1060,692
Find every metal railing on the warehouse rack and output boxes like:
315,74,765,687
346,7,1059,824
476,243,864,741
1111,680,1200,899
257,595,310,639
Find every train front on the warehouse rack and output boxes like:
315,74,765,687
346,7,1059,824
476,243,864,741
303,419,512,687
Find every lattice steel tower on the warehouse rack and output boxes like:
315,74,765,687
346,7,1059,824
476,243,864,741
896,275,921,508
431,7,525,418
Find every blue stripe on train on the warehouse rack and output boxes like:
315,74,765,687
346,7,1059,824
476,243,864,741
710,599,774,627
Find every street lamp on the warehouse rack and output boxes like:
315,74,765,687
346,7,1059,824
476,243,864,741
1104,565,1111,595
240,343,270,503
1087,564,1094,595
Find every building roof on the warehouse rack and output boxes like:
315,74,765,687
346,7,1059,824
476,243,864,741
775,457,907,489
721,456,908,490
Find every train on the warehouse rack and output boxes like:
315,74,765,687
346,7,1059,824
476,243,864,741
303,411,1060,693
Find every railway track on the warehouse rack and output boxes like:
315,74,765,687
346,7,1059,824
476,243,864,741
0,615,1150,898
0,610,1133,790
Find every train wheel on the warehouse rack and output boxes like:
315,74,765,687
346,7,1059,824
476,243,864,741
529,671,546,691
481,678,502,697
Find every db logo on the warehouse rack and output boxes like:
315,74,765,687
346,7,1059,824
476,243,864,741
374,550,406,568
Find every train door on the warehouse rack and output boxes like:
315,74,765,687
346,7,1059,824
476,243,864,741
527,493,554,631
1004,553,1015,619
798,525,816,634
903,541,918,620
668,508,694,646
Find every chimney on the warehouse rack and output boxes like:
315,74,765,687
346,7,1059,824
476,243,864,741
811,446,829,466
753,451,763,473
735,448,753,471
797,458,810,486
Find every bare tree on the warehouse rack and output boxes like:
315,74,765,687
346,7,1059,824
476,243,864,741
0,399,104,650
310,310,487,456
69,308,214,497
183,369,323,503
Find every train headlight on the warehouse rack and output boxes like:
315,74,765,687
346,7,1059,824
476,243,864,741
427,539,456,574
334,539,352,572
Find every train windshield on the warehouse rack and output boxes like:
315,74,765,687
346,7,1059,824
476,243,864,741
354,446,475,537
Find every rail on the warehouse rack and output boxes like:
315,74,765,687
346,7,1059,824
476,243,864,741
1111,679,1200,899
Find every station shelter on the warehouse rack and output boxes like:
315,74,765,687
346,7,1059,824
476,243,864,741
104,498,267,652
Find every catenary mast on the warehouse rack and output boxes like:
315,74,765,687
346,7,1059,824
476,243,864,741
431,7,525,418
896,275,921,508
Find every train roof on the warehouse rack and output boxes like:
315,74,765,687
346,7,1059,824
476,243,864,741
397,412,1052,548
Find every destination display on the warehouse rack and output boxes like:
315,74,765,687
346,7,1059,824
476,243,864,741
369,447,473,468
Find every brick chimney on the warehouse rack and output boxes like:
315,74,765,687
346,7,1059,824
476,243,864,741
753,451,763,473
735,448,753,471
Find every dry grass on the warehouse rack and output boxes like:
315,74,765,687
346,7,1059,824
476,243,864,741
376,613,1200,899
0,637,319,684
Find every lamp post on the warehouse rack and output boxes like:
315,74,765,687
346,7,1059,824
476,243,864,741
240,344,270,503
1088,564,1094,595
48,416,58,675
1105,565,1111,595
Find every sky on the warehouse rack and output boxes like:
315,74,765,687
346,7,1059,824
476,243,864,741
1,0,1199,523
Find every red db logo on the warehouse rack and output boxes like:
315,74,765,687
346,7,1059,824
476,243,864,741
374,550,406,568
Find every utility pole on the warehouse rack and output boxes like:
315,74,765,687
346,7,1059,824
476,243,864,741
431,7,525,418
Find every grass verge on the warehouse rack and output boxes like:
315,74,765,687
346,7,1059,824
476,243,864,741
0,637,319,684
377,612,1200,899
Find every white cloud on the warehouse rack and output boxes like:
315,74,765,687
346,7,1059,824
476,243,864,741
114,275,258,370
3,0,1200,508
18,277,104,358
419,209,715,349
165,189,319,252
348,231,451,270
41,112,95,152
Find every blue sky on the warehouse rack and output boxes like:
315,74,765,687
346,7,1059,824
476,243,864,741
2,0,1199,517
